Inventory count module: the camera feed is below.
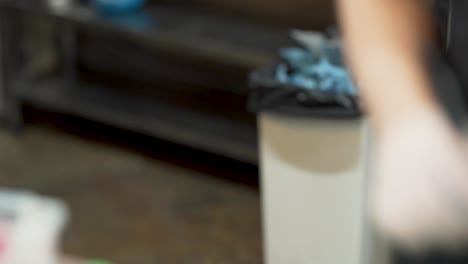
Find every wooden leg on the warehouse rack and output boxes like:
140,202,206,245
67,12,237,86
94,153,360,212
0,7,23,132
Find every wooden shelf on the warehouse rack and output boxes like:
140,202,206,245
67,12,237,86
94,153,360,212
1,1,292,69
0,1,293,163
15,77,258,163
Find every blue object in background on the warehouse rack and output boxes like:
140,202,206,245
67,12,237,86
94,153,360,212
91,0,147,14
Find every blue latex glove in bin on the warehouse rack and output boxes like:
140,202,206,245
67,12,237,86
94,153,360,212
276,39,356,95
249,30,360,117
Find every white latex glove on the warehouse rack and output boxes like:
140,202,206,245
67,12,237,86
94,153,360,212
372,109,468,251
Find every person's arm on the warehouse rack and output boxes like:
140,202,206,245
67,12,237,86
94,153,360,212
337,0,468,249
337,0,437,135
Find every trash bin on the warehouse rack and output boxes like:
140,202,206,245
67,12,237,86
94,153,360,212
249,38,390,264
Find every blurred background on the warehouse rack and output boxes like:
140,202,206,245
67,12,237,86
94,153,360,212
0,0,335,263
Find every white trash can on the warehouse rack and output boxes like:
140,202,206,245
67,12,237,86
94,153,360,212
259,112,390,264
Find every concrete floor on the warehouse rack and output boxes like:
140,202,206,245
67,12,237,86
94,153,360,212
0,122,262,263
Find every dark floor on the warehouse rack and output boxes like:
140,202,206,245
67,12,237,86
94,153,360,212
0,120,262,263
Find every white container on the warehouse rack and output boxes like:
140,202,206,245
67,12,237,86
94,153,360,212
0,190,69,264
259,113,390,264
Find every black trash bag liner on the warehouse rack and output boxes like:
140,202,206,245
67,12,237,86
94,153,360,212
248,65,361,118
